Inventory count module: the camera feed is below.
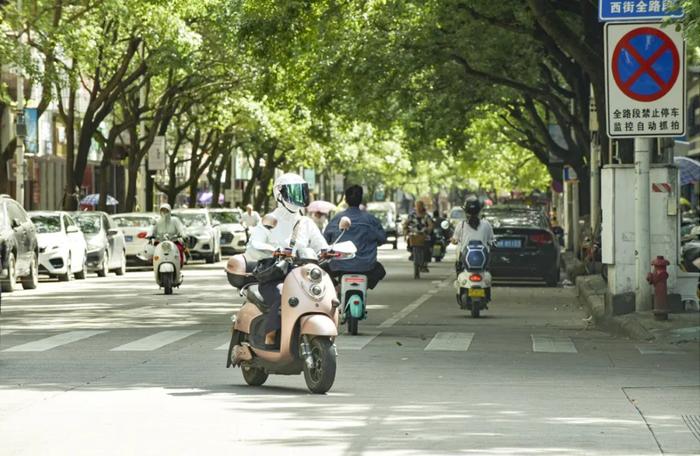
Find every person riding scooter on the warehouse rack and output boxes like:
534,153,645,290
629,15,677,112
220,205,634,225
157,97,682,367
403,201,433,273
451,195,494,271
246,173,328,347
153,203,187,266
323,185,387,291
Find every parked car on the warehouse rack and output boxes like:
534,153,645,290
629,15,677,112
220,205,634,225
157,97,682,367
173,209,221,263
112,212,159,265
209,208,247,255
367,201,399,249
72,211,127,277
0,195,39,292
448,206,466,229
29,211,87,281
482,206,561,286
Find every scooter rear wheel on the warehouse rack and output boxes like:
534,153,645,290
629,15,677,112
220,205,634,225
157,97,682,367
303,337,336,394
242,365,268,386
347,316,358,335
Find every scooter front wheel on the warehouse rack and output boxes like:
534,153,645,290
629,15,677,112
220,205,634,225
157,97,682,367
303,337,337,394
242,365,268,386
162,272,173,295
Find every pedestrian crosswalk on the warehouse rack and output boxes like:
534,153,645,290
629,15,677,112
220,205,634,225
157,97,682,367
0,328,694,356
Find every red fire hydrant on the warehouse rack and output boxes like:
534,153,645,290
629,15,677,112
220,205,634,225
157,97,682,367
647,256,670,321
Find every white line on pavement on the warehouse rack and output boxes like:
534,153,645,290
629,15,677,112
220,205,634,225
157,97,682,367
636,345,682,355
3,330,106,352
337,332,380,350
110,330,200,351
215,342,230,351
425,332,474,351
0,329,17,336
531,335,578,353
378,278,450,329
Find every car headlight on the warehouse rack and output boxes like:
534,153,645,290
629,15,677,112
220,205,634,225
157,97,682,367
196,234,210,240
50,245,60,251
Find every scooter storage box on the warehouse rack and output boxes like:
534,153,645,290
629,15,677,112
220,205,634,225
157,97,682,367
225,255,257,289
464,241,488,271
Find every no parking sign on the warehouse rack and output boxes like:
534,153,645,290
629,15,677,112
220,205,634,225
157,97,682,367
604,22,686,138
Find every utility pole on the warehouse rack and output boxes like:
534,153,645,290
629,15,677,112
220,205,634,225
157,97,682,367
634,138,651,311
14,0,25,207
136,44,147,212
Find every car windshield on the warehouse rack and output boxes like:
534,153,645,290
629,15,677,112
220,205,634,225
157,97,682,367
368,210,389,224
483,209,547,229
113,216,156,228
31,215,62,233
176,213,208,227
450,208,466,219
74,214,101,234
210,211,240,224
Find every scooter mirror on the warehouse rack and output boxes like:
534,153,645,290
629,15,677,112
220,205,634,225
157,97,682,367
261,214,278,229
339,216,352,231
440,220,450,230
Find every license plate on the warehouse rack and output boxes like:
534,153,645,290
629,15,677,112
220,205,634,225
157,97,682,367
125,235,133,242
468,288,486,298
496,239,522,249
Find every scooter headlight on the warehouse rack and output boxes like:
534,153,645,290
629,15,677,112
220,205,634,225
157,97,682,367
310,284,324,297
161,242,173,253
308,267,323,283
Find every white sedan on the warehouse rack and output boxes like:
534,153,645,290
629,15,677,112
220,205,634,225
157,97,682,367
29,211,87,281
112,212,159,265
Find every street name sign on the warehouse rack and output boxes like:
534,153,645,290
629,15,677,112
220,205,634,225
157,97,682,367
599,0,683,21
148,136,166,171
604,22,686,138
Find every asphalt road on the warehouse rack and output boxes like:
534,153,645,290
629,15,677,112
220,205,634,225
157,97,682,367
1,244,698,455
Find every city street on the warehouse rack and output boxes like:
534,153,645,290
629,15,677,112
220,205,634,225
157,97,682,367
1,245,698,455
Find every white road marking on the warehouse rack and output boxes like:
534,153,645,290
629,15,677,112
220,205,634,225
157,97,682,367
378,278,450,329
215,342,230,351
337,332,380,350
3,330,106,352
425,332,474,351
111,330,200,351
531,335,578,353
636,345,682,355
0,329,17,336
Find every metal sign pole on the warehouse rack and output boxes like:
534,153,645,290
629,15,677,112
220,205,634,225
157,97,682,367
635,137,652,311
15,0,25,207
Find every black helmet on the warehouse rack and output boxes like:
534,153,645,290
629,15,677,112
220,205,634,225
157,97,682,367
464,195,482,216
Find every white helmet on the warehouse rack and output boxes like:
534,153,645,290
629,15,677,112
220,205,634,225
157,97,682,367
273,173,310,213
159,203,172,214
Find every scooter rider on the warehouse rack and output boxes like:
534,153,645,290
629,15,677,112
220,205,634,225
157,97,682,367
153,203,187,266
246,173,328,346
451,195,494,271
323,185,387,290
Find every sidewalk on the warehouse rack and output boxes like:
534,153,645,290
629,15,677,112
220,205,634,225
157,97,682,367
576,274,700,343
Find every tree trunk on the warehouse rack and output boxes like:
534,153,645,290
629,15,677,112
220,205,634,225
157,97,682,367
97,151,111,212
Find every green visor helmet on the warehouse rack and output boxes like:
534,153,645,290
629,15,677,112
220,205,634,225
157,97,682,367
280,182,310,208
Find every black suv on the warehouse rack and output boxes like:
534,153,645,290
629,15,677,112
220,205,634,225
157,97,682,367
0,195,39,292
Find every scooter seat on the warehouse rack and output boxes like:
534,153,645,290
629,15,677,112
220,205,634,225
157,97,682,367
246,285,269,312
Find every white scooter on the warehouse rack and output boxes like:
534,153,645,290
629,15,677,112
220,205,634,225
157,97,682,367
150,235,183,295
455,240,492,318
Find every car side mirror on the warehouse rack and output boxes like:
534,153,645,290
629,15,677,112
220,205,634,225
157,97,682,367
212,221,221,227
11,218,20,229
107,228,119,236
66,226,79,234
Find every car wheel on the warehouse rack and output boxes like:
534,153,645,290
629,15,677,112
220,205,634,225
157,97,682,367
21,253,39,290
393,240,398,250
546,267,560,287
115,251,126,276
97,250,109,277
75,253,87,280
1,252,17,292
58,254,72,282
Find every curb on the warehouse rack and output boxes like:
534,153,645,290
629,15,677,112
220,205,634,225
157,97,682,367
576,275,655,341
